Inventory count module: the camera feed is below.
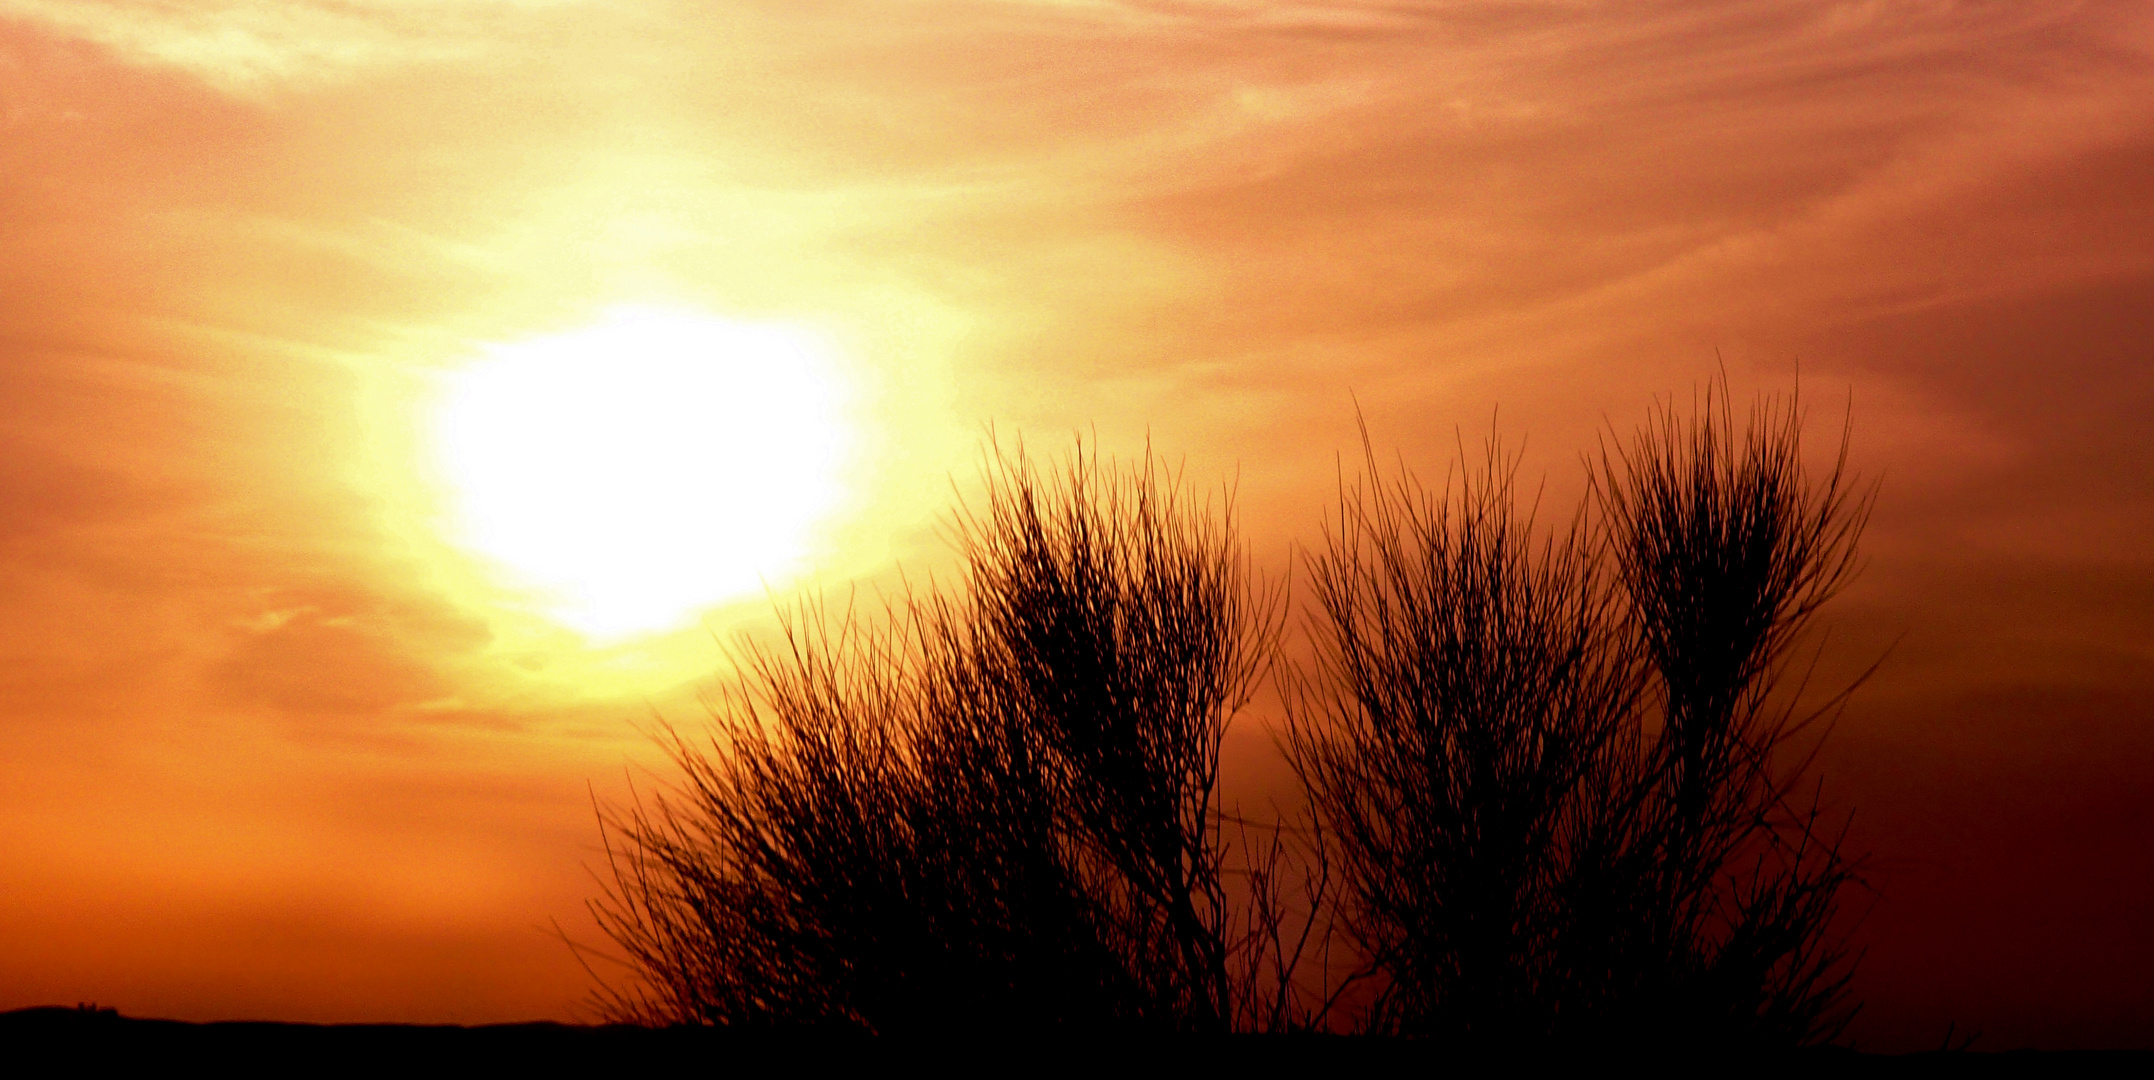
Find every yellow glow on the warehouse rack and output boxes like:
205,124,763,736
431,305,851,640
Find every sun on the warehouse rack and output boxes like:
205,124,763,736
430,305,852,640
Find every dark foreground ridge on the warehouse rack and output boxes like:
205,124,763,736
5,1006,2148,1074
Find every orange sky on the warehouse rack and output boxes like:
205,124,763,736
1,1,2150,1049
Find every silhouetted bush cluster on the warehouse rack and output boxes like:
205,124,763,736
1287,390,1869,1049
591,387,1872,1047
592,446,1288,1033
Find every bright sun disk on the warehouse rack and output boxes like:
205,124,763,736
432,306,851,640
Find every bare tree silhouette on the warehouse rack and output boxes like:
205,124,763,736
589,441,1292,1032
1287,385,1872,1048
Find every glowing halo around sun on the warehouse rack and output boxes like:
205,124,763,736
430,306,852,640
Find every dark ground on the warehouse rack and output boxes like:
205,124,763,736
4,1006,2148,1074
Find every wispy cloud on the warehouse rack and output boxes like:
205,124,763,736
0,0,579,94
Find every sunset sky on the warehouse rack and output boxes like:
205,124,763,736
1,0,2150,1049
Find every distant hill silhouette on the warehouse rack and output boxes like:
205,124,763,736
14,1005,2151,1072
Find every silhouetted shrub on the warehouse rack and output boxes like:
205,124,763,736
1591,385,1871,1048
590,387,1872,1047
1282,435,1644,1043
1287,387,1871,1048
589,443,1288,1032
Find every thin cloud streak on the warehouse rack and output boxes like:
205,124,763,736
0,0,584,94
